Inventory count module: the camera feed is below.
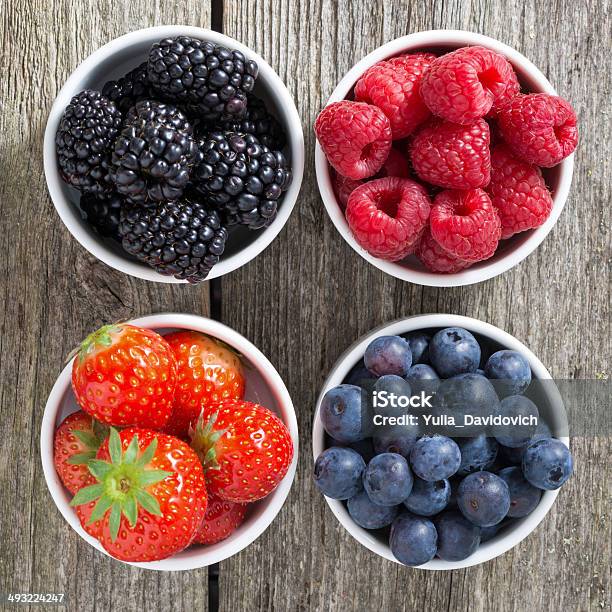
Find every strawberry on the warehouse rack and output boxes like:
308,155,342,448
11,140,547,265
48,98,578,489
71,428,207,562
163,331,245,438
190,400,293,503
193,493,248,545
71,323,177,429
53,411,108,494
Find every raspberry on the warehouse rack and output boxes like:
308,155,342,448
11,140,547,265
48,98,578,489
421,46,520,124
417,228,472,273
345,177,431,261
333,172,363,209
354,53,436,138
410,118,491,189
430,189,501,262
315,101,391,179
498,93,578,167
379,147,411,178
333,148,410,209
487,145,553,239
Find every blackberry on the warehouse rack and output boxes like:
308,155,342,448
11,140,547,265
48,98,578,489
102,62,151,115
55,90,122,195
109,105,198,205
220,94,286,150
119,199,228,283
147,36,258,121
125,99,193,133
192,132,292,230
79,193,124,241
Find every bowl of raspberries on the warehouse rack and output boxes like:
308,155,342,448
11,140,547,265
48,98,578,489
41,313,298,570
44,26,304,283
312,314,573,568
314,30,578,286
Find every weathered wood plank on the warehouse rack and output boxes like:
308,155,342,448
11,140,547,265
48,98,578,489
219,1,611,611
0,2,212,611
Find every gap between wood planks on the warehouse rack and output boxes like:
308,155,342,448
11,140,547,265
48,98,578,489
208,5,224,611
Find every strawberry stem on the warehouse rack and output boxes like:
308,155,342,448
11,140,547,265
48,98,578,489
70,428,171,541
188,410,227,471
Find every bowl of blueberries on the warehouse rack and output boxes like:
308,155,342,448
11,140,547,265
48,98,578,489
44,25,304,283
312,314,573,569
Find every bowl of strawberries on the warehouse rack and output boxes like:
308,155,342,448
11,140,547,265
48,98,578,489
41,313,298,570
314,30,578,286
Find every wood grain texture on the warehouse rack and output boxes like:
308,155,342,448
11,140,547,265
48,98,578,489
0,2,212,611
0,0,610,611
219,1,611,611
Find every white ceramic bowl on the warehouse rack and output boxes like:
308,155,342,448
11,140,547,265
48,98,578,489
44,26,305,283
315,30,574,287
312,314,569,569
41,313,298,571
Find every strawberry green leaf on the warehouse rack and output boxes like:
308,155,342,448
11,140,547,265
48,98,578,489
89,495,113,523
73,429,101,450
123,496,138,527
109,428,122,464
109,503,121,542
136,438,158,467
67,451,96,465
87,459,114,481
123,435,139,465
70,483,104,507
135,489,162,516
139,470,172,487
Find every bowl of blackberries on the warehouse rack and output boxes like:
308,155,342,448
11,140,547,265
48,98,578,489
312,314,573,569
44,26,304,283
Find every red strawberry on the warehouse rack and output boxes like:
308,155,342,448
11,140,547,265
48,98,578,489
193,493,248,545
71,428,207,562
163,331,245,439
53,411,107,494
71,323,177,429
189,400,293,503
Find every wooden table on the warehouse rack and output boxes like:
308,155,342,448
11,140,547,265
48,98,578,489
0,1,610,610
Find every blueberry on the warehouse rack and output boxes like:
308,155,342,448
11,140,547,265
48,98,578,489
345,359,376,389
405,364,440,396
435,373,500,436
493,395,539,448
373,375,412,418
485,350,532,397
497,466,542,518
389,513,438,566
457,471,511,527
480,519,514,543
522,438,573,490
373,425,419,457
320,384,367,443
347,490,399,529
364,335,412,377
403,478,451,516
363,453,414,506
501,419,552,464
456,435,499,476
313,447,366,500
410,435,461,481
434,511,481,561
430,327,481,378
405,332,431,364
